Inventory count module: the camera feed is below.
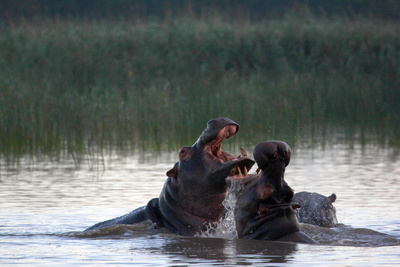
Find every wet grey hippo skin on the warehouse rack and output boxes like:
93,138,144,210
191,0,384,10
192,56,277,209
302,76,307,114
233,141,316,244
292,192,338,227
85,117,255,235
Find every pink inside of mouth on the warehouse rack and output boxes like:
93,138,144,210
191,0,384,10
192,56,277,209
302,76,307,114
205,125,238,163
203,124,254,179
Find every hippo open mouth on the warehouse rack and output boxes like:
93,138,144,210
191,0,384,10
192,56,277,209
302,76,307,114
203,124,238,163
202,124,255,181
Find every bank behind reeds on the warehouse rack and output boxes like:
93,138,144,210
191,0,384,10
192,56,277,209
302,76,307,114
1,15,399,158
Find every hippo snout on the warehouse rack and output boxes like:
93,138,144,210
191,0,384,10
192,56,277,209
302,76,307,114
253,141,291,170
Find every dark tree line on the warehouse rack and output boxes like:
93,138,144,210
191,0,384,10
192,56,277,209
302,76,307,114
1,0,399,20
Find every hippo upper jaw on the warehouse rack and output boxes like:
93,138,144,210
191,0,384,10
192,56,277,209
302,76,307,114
194,117,239,150
200,122,241,168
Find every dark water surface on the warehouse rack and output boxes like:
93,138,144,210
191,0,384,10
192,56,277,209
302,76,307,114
1,144,400,266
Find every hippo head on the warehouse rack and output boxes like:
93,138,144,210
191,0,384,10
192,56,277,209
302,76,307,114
234,141,301,240
292,192,339,227
166,117,255,194
159,117,255,235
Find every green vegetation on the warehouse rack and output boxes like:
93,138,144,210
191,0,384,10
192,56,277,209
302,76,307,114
1,14,399,161
2,0,400,21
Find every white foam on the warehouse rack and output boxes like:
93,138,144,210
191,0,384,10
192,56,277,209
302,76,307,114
198,182,243,239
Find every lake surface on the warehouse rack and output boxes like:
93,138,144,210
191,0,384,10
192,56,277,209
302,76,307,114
1,144,400,266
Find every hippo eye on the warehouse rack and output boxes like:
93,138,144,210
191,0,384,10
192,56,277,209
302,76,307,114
178,146,193,161
179,147,192,160
179,148,187,157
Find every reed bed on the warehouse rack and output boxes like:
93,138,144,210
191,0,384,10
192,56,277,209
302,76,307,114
1,15,399,161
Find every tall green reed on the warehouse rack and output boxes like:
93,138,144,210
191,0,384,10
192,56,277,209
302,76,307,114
0,15,399,163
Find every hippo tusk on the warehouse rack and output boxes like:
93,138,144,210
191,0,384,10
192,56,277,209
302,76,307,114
244,166,248,176
240,147,247,157
237,166,243,176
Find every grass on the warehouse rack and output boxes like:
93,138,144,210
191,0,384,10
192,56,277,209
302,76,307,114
0,14,399,163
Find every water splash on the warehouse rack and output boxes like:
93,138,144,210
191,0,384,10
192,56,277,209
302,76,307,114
199,181,244,239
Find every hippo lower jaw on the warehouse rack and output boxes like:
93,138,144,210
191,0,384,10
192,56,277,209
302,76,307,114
209,157,255,183
257,203,300,218
240,206,301,240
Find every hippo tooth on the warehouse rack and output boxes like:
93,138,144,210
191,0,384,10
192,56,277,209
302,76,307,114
240,147,248,157
230,168,236,176
256,168,261,174
237,166,243,176
244,166,248,176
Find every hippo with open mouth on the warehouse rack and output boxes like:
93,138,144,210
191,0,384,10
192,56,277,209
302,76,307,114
232,141,316,244
85,117,255,235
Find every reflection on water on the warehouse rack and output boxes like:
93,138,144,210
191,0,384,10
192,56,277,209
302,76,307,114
157,236,299,265
1,144,400,265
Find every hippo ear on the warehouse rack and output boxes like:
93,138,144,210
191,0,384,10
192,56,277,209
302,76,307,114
329,193,336,203
255,184,274,200
166,163,179,179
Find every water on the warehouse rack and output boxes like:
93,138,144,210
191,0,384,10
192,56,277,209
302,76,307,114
1,144,400,266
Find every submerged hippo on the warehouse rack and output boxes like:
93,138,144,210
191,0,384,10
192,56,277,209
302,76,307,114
85,117,255,235
292,192,338,227
232,141,316,244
